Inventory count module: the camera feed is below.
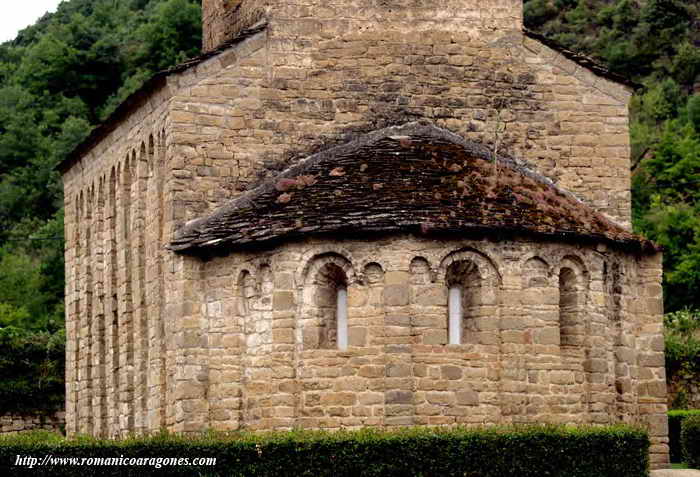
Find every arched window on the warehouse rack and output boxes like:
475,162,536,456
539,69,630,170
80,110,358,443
559,267,578,346
237,270,256,317
611,261,623,323
314,262,349,350
523,257,549,290
446,260,481,345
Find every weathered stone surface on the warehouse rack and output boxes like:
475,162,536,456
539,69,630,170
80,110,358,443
384,285,410,307
60,0,667,469
0,411,65,435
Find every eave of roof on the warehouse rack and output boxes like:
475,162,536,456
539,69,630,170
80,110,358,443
523,29,641,90
56,23,268,174
170,121,659,255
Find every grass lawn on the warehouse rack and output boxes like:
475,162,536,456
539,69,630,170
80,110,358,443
672,463,689,469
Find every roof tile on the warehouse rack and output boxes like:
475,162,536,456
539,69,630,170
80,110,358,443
171,122,658,254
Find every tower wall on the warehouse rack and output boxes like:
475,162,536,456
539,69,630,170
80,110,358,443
202,0,264,52
201,0,524,52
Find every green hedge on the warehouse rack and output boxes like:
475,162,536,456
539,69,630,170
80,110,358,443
0,425,649,477
668,410,700,462
682,415,700,469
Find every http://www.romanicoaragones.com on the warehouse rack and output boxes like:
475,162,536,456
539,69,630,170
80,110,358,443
14,454,217,470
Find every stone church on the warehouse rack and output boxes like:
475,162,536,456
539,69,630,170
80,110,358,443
59,0,669,467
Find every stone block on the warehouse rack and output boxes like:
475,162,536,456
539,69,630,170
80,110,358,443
358,392,383,406
385,314,411,326
638,353,665,367
303,328,321,349
535,327,559,345
273,292,295,311
320,392,356,406
412,315,444,328
385,271,410,285
386,390,413,405
423,329,447,345
426,392,455,405
358,366,384,378
272,328,294,344
348,289,368,307
384,285,410,306
415,287,447,306
387,364,412,378
348,327,367,347
456,390,479,406
441,366,462,380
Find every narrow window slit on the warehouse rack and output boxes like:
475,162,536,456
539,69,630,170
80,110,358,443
337,286,348,350
448,285,462,345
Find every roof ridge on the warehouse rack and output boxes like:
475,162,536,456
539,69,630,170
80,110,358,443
171,121,654,254
522,29,640,90
177,121,563,233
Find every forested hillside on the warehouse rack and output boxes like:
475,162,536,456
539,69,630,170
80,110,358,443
0,0,201,411
0,0,697,409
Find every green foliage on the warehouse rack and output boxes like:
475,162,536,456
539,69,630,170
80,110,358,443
0,0,202,414
634,118,700,310
681,415,700,468
668,410,700,462
640,79,684,123
524,0,558,29
0,425,649,477
0,304,31,329
689,95,700,132
0,327,65,413
664,310,700,400
0,4,201,320
671,42,700,87
131,0,202,73
664,310,700,427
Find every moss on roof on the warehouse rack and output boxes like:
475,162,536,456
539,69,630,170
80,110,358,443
170,122,657,254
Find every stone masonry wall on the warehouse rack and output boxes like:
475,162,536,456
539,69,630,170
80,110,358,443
203,0,524,53
202,0,264,53
63,0,650,460
60,26,279,440
188,234,668,466
668,377,700,409
62,87,173,438
0,411,65,435
170,4,633,232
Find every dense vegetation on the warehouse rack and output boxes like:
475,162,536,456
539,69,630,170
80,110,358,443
0,0,202,410
0,426,649,477
667,409,700,462
682,415,700,468
0,0,698,411
665,309,700,408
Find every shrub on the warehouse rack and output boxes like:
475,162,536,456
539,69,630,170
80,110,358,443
668,410,700,462
0,327,64,413
682,415,700,468
0,425,649,477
